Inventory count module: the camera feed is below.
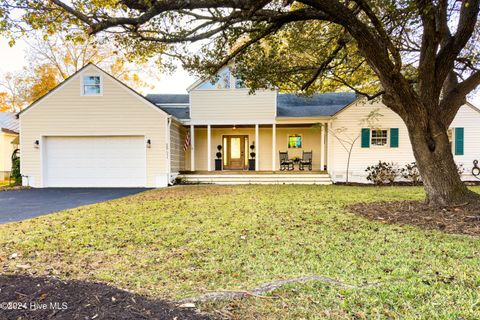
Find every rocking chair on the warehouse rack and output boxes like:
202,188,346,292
279,151,294,171
299,151,313,171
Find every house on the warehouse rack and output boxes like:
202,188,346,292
0,112,19,180
18,63,480,187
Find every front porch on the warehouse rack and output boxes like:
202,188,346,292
178,170,332,184
184,122,329,173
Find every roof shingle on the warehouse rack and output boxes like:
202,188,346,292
276,92,357,117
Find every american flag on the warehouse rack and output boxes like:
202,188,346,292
183,132,191,151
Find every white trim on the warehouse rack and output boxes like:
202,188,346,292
166,116,172,184
465,101,480,114
272,124,276,170
255,124,259,171
276,117,332,123
190,125,195,171
320,123,326,170
40,136,46,187
186,119,275,125
207,124,212,171
274,92,278,118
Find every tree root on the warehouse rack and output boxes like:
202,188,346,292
177,275,400,304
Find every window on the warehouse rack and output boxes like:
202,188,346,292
83,76,101,95
288,134,302,148
198,68,231,89
371,129,388,146
235,74,246,89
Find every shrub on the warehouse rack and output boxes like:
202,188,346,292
457,163,464,177
401,162,422,185
11,149,21,185
400,162,463,185
365,161,399,185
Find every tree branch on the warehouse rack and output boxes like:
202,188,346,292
301,36,348,91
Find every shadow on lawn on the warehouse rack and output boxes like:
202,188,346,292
0,274,214,320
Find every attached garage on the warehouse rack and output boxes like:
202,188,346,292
43,136,147,187
19,63,174,188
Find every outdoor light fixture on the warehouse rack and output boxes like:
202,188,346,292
232,125,236,130
34,140,39,148
146,139,151,148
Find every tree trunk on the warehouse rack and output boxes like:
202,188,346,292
405,116,479,207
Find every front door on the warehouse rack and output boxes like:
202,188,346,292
223,135,248,170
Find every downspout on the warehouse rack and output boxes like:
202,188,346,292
166,115,173,185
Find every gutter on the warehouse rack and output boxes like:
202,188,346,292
166,115,174,185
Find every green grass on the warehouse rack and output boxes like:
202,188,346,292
0,185,479,319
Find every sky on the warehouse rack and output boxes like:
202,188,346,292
0,38,196,95
1,37,480,105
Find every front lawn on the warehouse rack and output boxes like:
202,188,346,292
1,185,479,319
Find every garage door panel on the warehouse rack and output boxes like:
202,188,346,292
44,136,146,187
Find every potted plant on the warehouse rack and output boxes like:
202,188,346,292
292,156,301,164
249,144,255,171
215,145,222,171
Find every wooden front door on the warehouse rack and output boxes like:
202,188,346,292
223,135,248,170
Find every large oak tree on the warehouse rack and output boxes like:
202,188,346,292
1,0,480,207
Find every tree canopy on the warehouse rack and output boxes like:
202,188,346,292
1,0,480,206
0,32,156,110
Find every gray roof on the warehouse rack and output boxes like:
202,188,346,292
0,112,19,133
145,94,189,105
143,92,357,120
159,107,190,120
277,92,357,117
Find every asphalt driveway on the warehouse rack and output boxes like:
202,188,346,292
0,188,148,224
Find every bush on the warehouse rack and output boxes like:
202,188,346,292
400,162,464,185
11,149,21,185
401,162,422,185
365,161,399,185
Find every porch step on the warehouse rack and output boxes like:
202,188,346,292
178,174,332,185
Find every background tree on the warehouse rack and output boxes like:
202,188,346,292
0,71,29,111
1,0,480,207
0,32,157,109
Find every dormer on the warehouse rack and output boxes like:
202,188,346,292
188,67,277,123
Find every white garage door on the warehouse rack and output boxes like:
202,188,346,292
44,136,146,187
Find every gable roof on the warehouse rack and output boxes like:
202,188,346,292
277,92,357,117
0,112,19,133
145,94,189,105
145,94,190,120
17,63,172,119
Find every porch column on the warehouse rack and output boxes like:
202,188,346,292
320,123,326,171
207,124,212,171
255,124,259,171
272,124,276,171
190,125,195,171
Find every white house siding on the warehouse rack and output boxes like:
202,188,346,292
450,104,480,180
20,64,169,188
189,89,277,121
329,99,480,183
0,132,18,179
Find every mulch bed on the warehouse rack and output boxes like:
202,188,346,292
349,201,480,237
0,275,214,320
